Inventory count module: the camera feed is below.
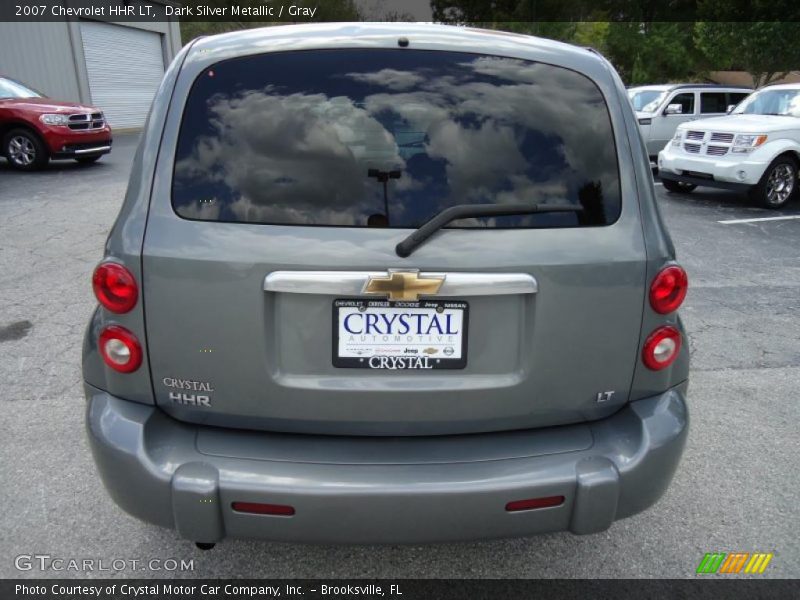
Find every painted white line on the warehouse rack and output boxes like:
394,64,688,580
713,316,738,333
718,215,800,224
654,182,663,186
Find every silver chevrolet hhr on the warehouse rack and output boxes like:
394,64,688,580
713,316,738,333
83,23,690,548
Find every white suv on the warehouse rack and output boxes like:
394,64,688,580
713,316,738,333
629,84,751,158
658,84,800,208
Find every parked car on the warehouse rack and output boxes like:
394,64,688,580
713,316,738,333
629,84,751,159
0,76,112,170
83,24,689,547
659,83,800,208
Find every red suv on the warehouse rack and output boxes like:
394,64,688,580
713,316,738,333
0,76,112,170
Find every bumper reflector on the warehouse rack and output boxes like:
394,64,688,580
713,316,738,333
231,502,295,516
505,495,565,512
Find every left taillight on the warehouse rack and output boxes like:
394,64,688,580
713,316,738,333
642,326,681,371
649,265,688,315
92,262,138,313
99,325,142,373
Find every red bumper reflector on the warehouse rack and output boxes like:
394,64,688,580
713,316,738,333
231,501,295,516
505,495,565,512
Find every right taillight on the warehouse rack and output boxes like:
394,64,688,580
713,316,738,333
93,262,138,313
642,326,681,370
99,325,142,373
649,265,688,314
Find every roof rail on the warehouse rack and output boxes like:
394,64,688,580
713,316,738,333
669,83,753,91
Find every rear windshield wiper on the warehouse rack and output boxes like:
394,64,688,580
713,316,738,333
395,202,583,257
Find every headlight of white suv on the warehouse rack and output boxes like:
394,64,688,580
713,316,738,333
732,134,768,153
39,114,70,126
671,131,683,146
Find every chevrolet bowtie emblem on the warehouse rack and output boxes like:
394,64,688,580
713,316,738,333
364,271,445,301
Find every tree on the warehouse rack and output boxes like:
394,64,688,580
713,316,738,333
605,22,702,84
695,21,800,87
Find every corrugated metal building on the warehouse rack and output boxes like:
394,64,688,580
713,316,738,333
0,2,181,130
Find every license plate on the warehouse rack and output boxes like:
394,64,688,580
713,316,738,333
333,299,468,369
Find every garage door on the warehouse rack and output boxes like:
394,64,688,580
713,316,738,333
80,21,165,129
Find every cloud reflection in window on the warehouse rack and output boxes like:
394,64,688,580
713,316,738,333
172,50,620,227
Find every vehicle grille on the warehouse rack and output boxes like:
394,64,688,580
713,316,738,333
706,145,728,156
685,131,705,141
67,112,105,131
683,142,701,153
710,132,734,143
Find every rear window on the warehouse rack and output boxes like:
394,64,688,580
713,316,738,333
172,49,621,228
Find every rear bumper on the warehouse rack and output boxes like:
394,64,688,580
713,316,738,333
85,382,688,544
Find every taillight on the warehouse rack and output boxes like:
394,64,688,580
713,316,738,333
93,262,138,313
642,326,681,370
99,325,142,373
649,265,688,314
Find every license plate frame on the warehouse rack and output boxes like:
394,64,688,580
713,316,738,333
332,298,469,369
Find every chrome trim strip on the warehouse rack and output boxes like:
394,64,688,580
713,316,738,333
264,271,537,296
73,145,111,154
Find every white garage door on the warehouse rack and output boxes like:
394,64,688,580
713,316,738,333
80,21,165,129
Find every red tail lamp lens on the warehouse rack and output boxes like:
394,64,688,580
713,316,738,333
650,265,688,314
231,502,295,516
93,262,138,313
505,495,565,512
642,326,681,370
99,325,142,373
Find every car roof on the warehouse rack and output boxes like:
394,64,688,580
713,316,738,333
187,23,609,77
630,83,752,92
628,85,672,92
760,82,800,90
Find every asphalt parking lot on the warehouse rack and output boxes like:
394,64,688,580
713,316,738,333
1,133,798,579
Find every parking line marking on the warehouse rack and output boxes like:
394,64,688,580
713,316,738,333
718,215,800,224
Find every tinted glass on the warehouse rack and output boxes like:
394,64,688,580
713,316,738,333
668,93,695,115
173,49,621,228
728,92,749,107
700,92,728,113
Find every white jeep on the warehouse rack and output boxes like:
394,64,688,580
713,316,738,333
658,83,800,208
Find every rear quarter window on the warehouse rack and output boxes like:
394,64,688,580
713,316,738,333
172,49,621,228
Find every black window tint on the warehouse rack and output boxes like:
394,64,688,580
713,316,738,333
172,50,621,228
728,92,749,107
668,93,695,115
700,92,728,113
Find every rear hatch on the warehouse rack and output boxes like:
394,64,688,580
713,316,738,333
142,46,646,435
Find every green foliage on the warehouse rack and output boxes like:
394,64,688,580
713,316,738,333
695,21,800,87
605,22,702,84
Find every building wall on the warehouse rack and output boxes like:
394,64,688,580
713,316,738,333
0,22,81,101
0,1,181,106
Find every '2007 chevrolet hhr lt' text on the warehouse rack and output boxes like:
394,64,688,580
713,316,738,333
83,23,689,547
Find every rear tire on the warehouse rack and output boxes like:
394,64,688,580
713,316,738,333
749,157,798,209
662,179,697,194
2,128,49,171
75,155,102,165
